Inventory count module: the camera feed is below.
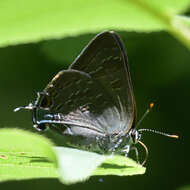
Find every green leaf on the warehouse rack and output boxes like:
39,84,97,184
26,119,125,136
54,147,145,184
177,185,190,190
0,129,145,184
0,0,190,47
0,129,58,181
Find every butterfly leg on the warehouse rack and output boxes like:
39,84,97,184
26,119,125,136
110,138,124,155
122,145,130,157
122,145,140,163
33,123,47,131
130,146,140,164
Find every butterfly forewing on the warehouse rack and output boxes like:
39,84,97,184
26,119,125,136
69,31,136,133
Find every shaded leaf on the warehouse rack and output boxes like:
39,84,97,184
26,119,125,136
0,0,190,47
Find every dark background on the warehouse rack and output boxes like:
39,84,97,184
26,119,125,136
0,30,189,189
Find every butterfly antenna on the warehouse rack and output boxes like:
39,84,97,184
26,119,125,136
138,129,178,165
138,140,148,166
138,128,179,139
136,102,154,129
136,102,179,139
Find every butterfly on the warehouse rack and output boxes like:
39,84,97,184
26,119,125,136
15,31,178,165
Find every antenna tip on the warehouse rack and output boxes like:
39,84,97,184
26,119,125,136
170,135,179,139
149,102,154,109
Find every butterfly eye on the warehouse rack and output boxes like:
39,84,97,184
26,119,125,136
130,129,139,144
40,95,52,108
131,134,136,144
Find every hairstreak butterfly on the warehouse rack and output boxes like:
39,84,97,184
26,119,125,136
15,31,178,164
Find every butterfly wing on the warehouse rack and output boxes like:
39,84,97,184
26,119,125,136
69,31,136,134
41,70,126,136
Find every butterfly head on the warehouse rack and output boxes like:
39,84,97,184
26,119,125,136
129,128,141,144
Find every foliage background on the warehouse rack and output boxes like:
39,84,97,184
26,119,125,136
0,0,190,189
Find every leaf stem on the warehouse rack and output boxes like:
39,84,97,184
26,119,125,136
127,0,190,50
